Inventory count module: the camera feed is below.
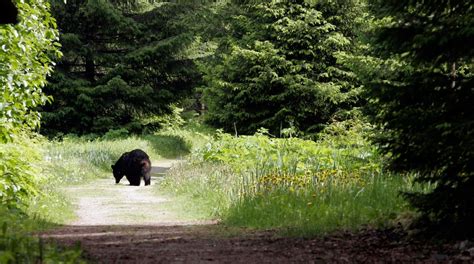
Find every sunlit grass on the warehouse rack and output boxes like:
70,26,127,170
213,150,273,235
160,124,423,236
224,173,418,236
161,163,233,218
42,137,158,179
41,131,203,183
163,162,420,236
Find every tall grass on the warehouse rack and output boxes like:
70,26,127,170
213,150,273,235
162,163,235,217
41,127,208,183
224,173,419,236
43,137,158,183
162,121,425,236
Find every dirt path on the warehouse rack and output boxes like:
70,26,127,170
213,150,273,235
42,160,473,263
66,159,208,226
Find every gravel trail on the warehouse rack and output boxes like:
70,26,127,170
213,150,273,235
66,159,198,226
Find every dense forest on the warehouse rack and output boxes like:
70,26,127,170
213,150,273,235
1,0,473,262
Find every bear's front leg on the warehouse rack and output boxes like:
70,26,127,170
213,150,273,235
144,175,151,186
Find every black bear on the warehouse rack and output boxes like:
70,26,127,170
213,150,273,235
111,149,151,186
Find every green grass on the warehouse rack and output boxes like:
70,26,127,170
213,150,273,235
27,188,76,225
160,123,424,236
223,173,416,236
143,134,191,159
163,162,420,236
156,193,222,221
42,125,210,184
160,163,233,218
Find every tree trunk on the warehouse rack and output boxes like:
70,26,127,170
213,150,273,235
85,51,95,83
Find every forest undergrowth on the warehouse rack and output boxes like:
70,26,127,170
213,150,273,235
0,135,83,263
161,120,429,236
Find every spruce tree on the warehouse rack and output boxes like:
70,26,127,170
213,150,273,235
199,1,362,135
41,0,199,135
364,0,474,237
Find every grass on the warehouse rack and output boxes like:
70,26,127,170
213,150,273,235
224,173,415,236
42,136,160,182
0,206,85,263
163,162,419,236
42,127,208,183
160,122,424,236
157,193,221,221
161,163,234,218
0,205,84,263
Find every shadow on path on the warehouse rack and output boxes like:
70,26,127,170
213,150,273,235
151,166,171,176
42,224,471,263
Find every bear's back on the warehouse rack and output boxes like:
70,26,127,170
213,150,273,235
129,149,149,160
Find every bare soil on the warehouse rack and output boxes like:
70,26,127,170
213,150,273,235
42,160,474,263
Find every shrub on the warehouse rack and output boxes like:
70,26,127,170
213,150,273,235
0,139,42,209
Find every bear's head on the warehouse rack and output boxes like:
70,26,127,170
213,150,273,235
111,164,124,184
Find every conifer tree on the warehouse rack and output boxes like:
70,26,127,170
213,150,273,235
199,1,362,135
41,0,199,135
364,0,474,237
